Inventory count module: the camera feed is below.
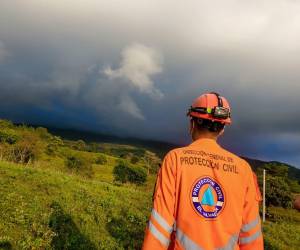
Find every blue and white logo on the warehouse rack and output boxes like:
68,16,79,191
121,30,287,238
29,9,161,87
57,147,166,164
191,177,225,219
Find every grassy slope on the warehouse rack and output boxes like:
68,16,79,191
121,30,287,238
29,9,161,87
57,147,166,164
1,161,300,250
263,207,300,250
264,222,300,250
0,161,152,250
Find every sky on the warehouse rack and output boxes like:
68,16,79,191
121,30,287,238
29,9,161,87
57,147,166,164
0,0,300,167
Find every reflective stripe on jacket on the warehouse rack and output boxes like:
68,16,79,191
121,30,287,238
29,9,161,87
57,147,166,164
142,138,263,250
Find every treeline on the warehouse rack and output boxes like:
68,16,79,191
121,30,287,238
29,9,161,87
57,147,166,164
255,162,300,210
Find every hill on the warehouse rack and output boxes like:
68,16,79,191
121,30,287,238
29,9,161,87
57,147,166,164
243,157,300,182
0,119,300,249
43,127,177,159
41,125,300,182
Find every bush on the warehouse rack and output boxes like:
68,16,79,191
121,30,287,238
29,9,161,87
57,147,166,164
0,119,14,129
113,161,147,185
0,129,19,144
95,155,107,165
65,153,93,178
128,165,147,184
46,136,64,156
288,179,300,193
73,140,87,151
36,127,52,140
130,156,139,164
265,176,293,208
113,162,127,183
66,155,82,170
7,132,42,164
257,165,294,208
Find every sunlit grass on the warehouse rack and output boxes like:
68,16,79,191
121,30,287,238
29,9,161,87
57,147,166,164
0,160,152,249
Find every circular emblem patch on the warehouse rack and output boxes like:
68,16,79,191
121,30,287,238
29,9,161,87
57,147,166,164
191,177,225,219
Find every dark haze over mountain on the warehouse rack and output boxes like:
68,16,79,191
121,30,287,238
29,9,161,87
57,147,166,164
0,1,300,166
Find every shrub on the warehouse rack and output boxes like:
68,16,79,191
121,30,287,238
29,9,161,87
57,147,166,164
65,153,93,178
288,179,300,193
74,140,87,151
265,176,293,208
36,127,52,140
113,161,147,185
132,148,146,157
0,129,19,144
0,119,14,129
128,165,147,184
95,155,107,165
113,162,127,183
66,155,82,170
0,236,12,250
130,156,139,164
7,132,42,164
46,136,64,156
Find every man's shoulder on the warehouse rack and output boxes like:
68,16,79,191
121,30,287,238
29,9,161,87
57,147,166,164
162,145,197,162
220,147,245,162
163,146,189,158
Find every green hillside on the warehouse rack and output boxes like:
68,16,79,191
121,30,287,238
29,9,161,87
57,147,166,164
0,161,152,249
243,157,300,184
0,119,300,249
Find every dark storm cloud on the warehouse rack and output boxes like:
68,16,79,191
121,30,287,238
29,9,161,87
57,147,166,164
1,0,300,166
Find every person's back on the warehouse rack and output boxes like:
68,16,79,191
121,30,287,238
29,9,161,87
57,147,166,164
142,92,263,250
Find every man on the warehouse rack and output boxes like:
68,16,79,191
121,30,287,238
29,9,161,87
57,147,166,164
142,92,263,250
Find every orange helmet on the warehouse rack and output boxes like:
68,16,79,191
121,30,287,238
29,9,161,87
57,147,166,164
187,92,231,124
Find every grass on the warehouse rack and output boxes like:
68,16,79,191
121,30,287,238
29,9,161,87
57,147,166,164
263,221,300,250
0,161,152,249
2,160,300,250
262,206,300,250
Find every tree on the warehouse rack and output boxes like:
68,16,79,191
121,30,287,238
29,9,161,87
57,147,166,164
256,163,294,208
265,176,293,208
113,161,147,185
262,163,289,178
8,132,42,164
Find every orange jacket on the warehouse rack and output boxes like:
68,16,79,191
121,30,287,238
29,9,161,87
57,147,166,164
142,138,263,250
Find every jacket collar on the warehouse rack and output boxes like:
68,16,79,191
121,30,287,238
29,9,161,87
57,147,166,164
189,138,219,147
